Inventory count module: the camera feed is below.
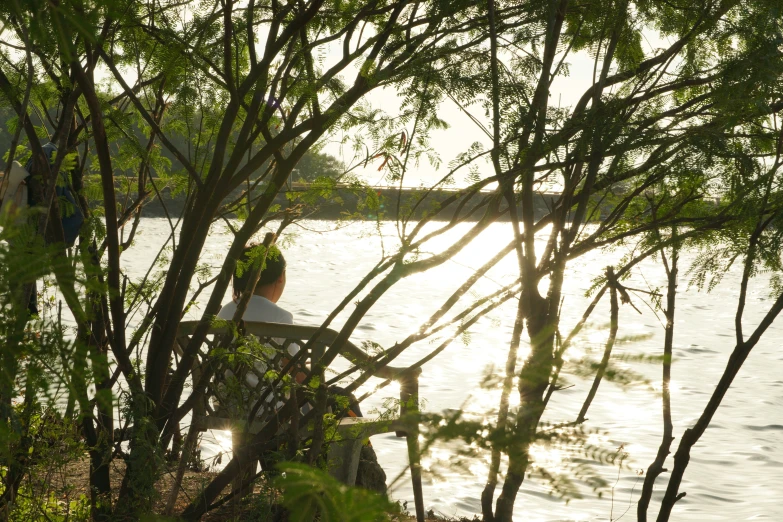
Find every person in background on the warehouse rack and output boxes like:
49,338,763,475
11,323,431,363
0,160,35,315
1,142,85,316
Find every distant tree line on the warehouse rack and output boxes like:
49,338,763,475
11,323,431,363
1,105,344,184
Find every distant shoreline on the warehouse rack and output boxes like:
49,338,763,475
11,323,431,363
140,185,583,222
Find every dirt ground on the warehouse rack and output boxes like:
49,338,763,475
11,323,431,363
30,455,223,517
24,454,435,521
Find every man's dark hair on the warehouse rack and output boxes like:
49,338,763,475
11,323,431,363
233,244,286,298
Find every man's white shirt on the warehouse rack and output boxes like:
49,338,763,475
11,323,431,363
217,295,299,411
217,294,294,325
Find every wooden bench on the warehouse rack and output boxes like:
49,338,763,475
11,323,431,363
171,320,426,521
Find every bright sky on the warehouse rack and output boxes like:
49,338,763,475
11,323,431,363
319,24,675,188
326,52,601,188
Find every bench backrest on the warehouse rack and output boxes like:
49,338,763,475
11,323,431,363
174,321,409,433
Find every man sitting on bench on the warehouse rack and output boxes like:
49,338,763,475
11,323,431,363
216,242,387,492
217,244,304,413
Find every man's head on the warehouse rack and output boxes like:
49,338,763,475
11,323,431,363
233,244,287,303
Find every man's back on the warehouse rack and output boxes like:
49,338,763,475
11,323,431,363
217,294,293,324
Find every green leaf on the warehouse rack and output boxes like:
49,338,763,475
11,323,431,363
275,462,399,522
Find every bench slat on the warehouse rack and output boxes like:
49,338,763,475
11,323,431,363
176,321,415,380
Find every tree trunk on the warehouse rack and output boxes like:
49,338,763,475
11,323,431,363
493,300,553,522
638,242,677,521
87,307,113,520
576,267,619,423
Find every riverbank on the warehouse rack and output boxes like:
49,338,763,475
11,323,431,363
139,184,571,222
34,454,459,521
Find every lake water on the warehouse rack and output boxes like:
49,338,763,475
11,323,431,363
117,218,783,521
